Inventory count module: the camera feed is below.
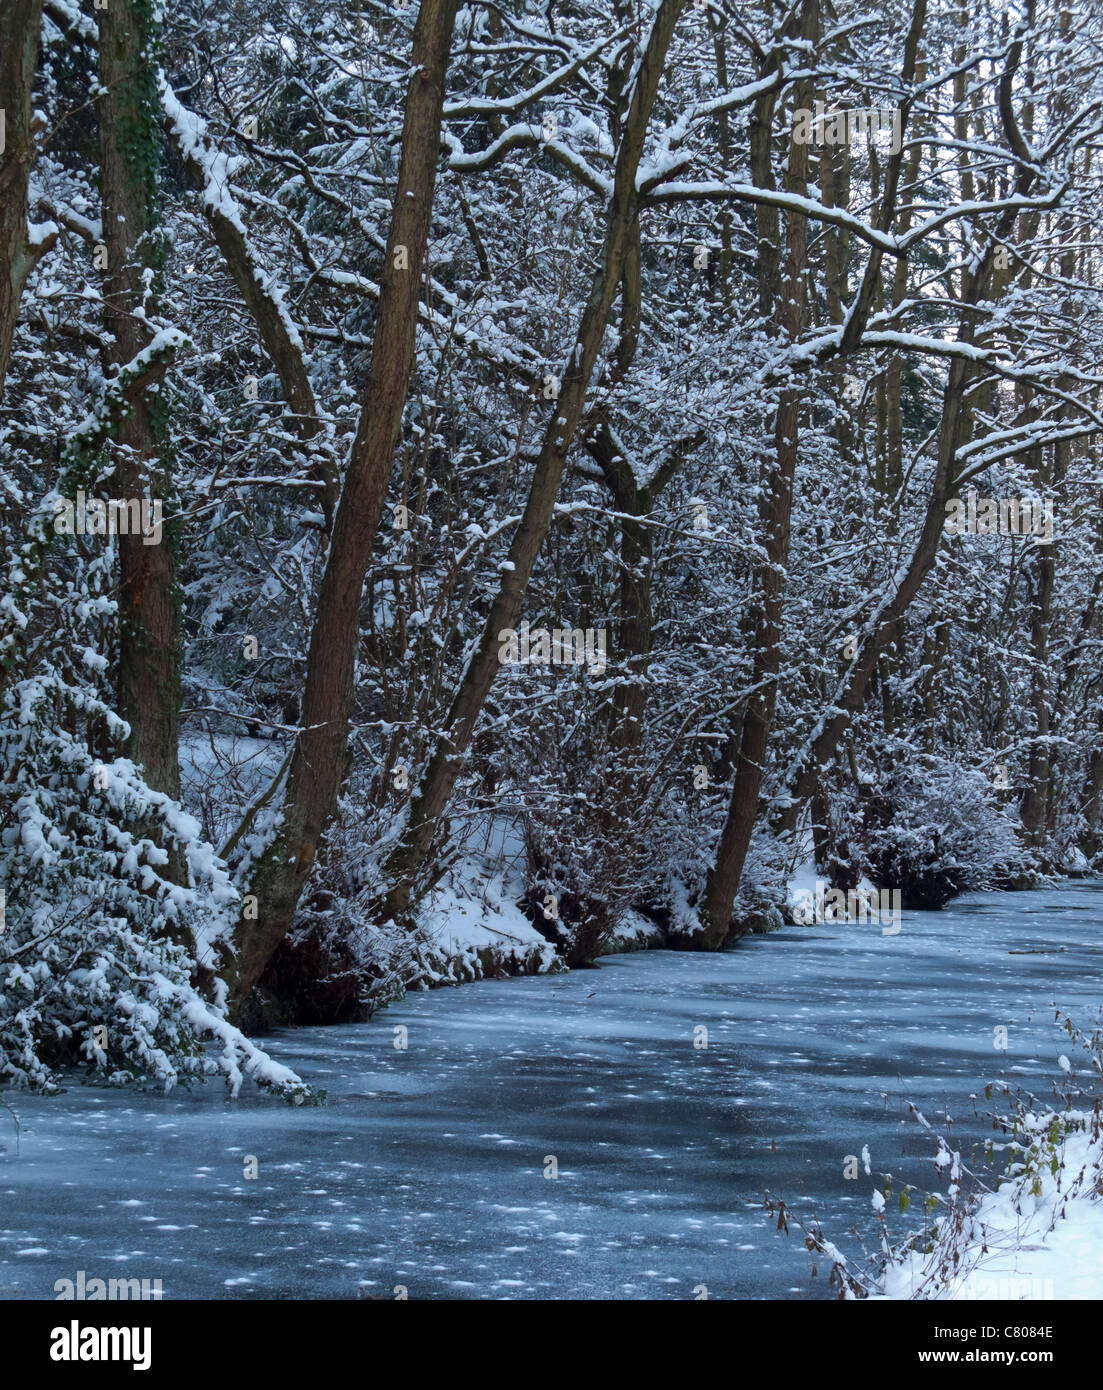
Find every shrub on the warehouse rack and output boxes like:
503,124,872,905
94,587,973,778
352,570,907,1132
843,756,1026,909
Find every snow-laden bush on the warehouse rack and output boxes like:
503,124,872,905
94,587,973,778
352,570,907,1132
0,671,304,1097
643,808,798,944
727,828,797,936
518,755,711,961
499,691,660,964
842,755,1026,909
521,791,627,966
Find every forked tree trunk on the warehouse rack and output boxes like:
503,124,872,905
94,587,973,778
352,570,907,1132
696,0,932,940
768,0,1060,840
380,0,689,924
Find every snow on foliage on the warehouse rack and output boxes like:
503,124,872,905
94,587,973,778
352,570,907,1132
792,1022,1103,1300
0,669,303,1096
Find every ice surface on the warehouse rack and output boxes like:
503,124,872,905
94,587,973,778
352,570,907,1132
1,883,1101,1300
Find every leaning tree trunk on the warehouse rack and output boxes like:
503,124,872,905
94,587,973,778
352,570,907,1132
228,0,462,1016
692,0,928,945
380,0,689,924
770,0,1052,838
97,0,181,798
686,3,816,950
160,78,338,529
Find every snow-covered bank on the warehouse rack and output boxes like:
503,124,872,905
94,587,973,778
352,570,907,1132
409,863,665,986
356,816,669,999
875,1101,1103,1300
945,1114,1103,1300
416,866,561,984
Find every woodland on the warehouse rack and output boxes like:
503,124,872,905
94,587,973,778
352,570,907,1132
1,0,1101,1093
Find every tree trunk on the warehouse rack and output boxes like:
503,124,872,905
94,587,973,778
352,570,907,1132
1083,737,1103,861
1021,31,1074,855
229,0,461,1015
688,4,816,949
774,346,975,835
98,0,180,799
0,0,51,398
773,1,1036,837
160,79,338,528
380,0,689,923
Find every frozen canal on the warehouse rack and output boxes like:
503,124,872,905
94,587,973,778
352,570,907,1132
2,882,1101,1300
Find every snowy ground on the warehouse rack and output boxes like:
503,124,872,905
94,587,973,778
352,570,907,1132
878,1107,1103,1300
0,882,1101,1300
